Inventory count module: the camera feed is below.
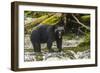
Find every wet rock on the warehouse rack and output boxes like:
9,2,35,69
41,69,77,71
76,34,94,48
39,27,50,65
24,35,33,49
76,49,90,59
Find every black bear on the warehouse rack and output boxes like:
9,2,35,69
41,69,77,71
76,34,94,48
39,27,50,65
30,18,65,53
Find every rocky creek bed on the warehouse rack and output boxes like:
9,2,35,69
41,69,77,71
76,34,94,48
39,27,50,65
24,35,90,61
24,49,90,61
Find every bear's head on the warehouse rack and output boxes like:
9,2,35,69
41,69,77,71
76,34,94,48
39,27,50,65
54,25,65,39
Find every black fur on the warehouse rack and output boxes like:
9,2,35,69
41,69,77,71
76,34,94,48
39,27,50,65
30,17,64,52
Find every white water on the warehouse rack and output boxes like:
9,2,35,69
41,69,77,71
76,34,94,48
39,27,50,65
24,49,90,61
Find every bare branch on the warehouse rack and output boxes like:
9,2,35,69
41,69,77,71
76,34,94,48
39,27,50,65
72,14,90,30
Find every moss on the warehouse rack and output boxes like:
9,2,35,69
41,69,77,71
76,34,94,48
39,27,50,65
41,14,61,25
62,32,90,53
63,33,76,40
25,15,51,34
63,45,90,53
24,11,52,18
81,15,90,22
24,49,34,52
35,53,43,61
25,13,62,34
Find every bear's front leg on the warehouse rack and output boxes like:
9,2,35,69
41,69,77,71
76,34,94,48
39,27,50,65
33,43,41,53
47,40,54,53
56,39,62,52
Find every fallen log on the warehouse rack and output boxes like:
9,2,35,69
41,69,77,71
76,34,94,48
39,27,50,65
26,13,62,34
41,13,62,25
25,14,53,34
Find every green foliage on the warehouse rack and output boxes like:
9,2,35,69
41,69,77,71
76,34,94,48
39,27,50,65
63,33,76,40
24,11,52,18
79,32,90,46
62,31,90,53
80,15,90,26
84,32,90,43
81,15,90,22
24,11,33,17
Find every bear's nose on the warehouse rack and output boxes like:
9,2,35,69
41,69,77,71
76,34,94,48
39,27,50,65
58,31,62,38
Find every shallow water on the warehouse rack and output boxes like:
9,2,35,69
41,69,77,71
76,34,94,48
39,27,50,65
24,49,90,62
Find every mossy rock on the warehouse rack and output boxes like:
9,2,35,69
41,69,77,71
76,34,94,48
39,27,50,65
35,53,43,61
